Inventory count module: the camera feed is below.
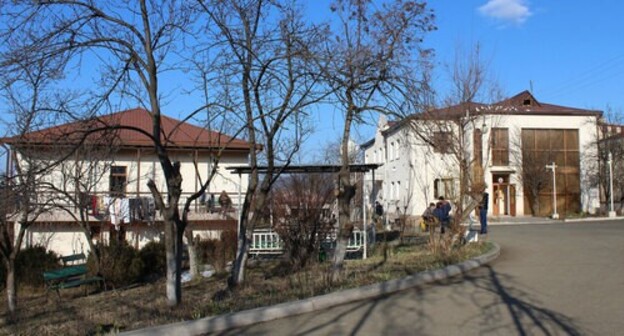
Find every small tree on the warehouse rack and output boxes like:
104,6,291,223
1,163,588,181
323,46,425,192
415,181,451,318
272,173,335,270
321,0,436,281
510,130,553,216
407,43,504,244
0,58,69,314
198,0,326,289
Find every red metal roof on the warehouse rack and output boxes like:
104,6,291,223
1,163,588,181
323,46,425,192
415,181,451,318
0,108,250,150
425,90,601,119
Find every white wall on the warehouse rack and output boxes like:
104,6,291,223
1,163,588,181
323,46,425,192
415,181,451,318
365,113,600,218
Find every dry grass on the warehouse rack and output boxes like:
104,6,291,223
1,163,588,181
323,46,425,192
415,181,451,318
0,239,492,335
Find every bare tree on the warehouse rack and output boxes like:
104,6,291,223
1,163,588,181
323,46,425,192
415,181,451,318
0,58,69,314
0,1,238,306
321,0,435,280
509,129,552,216
407,43,504,243
39,135,118,274
198,0,326,289
272,173,335,270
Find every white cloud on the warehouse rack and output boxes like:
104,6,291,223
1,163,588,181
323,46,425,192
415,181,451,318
478,0,532,25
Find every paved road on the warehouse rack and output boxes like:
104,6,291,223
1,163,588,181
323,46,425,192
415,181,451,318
216,221,624,335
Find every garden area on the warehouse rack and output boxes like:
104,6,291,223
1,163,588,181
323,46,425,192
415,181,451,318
0,230,493,335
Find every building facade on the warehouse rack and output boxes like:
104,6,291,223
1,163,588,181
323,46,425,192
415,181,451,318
1,108,250,256
362,91,602,220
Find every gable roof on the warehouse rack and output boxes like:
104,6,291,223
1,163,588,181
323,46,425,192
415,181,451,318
424,90,602,119
0,108,250,151
363,90,603,146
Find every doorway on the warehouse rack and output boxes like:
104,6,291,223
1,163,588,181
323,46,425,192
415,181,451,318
493,175,516,216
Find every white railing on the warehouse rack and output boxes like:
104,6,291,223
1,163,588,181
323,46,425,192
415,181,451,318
249,229,283,254
249,229,365,256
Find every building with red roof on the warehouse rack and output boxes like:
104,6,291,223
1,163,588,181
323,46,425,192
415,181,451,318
1,108,250,256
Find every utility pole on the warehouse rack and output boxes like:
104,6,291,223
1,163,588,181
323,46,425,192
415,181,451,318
545,162,559,219
608,152,616,218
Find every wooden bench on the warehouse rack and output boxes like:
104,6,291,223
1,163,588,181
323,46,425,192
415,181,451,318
43,253,105,299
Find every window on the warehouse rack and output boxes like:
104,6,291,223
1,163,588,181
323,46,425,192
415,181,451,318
390,182,395,200
491,128,509,165
395,140,401,160
473,128,483,166
434,178,455,199
390,142,395,161
433,131,452,154
396,181,401,200
109,165,127,197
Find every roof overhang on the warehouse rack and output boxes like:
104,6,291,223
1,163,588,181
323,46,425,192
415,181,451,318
227,164,383,175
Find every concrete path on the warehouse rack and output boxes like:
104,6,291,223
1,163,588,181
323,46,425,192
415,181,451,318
216,220,624,335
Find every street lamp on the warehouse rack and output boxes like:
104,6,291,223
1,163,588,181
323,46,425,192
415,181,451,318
608,152,616,218
545,162,559,219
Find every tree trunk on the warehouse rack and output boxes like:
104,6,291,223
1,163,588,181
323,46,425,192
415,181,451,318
530,189,540,216
5,258,16,314
229,230,250,287
174,222,184,301
331,170,354,281
163,213,179,306
184,228,200,279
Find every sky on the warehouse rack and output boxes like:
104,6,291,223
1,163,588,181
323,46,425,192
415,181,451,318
2,0,624,169
307,0,624,160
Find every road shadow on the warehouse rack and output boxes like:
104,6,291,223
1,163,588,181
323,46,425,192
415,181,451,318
446,263,586,336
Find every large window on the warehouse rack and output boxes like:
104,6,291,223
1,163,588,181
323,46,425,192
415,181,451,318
433,131,452,154
491,128,509,165
109,165,127,197
521,129,580,216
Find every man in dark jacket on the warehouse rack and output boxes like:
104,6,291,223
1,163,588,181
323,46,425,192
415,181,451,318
480,191,489,234
435,196,452,234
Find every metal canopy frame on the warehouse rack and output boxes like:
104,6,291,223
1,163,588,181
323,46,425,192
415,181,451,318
226,163,383,259
225,163,382,175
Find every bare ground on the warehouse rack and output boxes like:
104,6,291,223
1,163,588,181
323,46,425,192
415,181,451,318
0,237,491,335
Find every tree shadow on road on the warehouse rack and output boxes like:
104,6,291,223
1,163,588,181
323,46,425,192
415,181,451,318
455,265,586,335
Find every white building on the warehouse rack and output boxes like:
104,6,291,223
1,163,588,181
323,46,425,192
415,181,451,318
362,91,602,220
1,108,250,256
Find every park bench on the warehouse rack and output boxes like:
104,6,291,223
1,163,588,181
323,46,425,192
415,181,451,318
43,252,105,299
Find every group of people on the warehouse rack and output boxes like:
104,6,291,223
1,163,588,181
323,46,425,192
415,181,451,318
421,196,453,234
421,192,489,235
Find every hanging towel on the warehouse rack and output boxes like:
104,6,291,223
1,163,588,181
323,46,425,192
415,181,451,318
119,198,130,224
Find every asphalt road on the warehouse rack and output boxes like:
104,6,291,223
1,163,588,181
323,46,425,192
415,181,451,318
215,220,624,336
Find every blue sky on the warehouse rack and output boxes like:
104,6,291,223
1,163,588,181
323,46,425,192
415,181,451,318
305,0,624,159
2,0,624,168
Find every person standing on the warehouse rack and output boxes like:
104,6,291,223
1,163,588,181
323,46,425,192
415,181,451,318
480,191,489,235
436,196,451,234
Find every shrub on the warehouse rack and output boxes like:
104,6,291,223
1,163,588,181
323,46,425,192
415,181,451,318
0,245,59,289
197,230,237,272
19,246,59,288
88,242,143,288
138,241,166,280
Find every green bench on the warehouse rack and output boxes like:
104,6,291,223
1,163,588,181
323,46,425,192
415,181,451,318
43,253,105,298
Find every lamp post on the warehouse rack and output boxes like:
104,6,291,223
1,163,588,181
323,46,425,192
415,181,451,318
608,152,616,218
545,162,559,219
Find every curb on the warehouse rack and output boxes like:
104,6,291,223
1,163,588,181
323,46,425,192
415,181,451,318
120,242,501,336
563,216,623,223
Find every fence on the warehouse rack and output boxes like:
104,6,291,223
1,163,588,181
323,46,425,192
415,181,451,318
249,228,365,256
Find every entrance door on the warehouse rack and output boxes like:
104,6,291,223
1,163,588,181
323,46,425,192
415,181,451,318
493,183,516,217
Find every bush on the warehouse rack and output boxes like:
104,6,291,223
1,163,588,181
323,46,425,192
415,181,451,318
138,241,166,280
197,230,237,272
88,242,143,288
0,245,59,289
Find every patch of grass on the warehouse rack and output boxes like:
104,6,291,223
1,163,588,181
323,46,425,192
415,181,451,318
0,240,493,335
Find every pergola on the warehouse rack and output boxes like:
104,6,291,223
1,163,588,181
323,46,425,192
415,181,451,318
226,164,383,259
